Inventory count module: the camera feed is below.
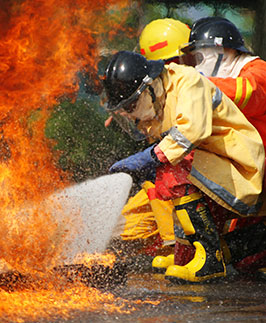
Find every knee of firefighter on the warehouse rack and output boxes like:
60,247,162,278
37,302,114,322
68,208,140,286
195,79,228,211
154,177,193,201
154,163,192,201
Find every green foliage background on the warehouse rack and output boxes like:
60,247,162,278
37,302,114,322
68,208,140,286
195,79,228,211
45,98,147,182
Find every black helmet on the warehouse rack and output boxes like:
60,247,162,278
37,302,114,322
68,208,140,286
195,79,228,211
103,50,164,111
182,17,250,54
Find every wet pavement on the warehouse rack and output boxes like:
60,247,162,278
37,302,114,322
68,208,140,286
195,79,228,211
55,270,266,323
1,262,265,322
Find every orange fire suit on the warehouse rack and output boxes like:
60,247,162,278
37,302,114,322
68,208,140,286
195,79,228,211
209,57,266,243
209,58,266,153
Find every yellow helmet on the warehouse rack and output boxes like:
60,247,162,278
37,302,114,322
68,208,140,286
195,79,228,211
139,18,191,60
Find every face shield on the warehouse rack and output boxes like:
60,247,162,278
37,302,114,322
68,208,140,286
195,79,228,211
103,77,165,141
192,47,224,77
180,38,224,77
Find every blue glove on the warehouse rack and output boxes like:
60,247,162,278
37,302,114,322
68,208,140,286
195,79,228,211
109,145,162,183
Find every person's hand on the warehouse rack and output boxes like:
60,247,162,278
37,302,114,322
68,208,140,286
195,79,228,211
104,115,113,127
109,145,162,183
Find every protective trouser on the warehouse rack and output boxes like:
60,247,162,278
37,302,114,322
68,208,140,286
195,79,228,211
151,155,197,273
165,192,226,283
151,210,195,272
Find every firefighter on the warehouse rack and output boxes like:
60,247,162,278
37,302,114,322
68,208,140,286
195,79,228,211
180,16,266,272
181,16,266,153
110,19,191,263
102,50,265,283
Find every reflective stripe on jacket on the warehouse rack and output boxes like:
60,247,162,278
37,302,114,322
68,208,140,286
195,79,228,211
209,58,266,152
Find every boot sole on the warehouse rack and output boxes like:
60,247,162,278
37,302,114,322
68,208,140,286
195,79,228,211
165,272,226,284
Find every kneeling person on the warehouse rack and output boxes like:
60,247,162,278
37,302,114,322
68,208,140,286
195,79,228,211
103,51,265,283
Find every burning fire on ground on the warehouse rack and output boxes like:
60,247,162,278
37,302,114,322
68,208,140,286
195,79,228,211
0,0,158,321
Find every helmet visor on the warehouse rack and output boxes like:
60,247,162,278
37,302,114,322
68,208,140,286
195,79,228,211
106,78,164,142
110,112,147,141
105,75,154,112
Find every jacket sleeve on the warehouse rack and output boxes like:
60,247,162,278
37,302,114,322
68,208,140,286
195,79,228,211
158,66,216,166
209,59,266,118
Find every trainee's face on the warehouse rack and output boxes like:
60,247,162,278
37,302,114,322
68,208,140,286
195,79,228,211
127,78,165,122
128,88,155,122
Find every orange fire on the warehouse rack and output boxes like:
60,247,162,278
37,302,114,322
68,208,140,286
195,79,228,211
0,280,160,322
0,0,151,321
0,0,131,205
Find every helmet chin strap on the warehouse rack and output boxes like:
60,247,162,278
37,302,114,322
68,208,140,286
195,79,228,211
211,53,224,76
148,85,156,103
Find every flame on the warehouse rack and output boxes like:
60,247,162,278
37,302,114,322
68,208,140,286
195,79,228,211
0,0,131,268
0,282,132,322
0,0,131,206
75,252,117,268
0,279,160,322
0,0,153,321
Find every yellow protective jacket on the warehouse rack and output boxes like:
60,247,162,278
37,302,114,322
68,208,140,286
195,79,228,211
140,63,265,216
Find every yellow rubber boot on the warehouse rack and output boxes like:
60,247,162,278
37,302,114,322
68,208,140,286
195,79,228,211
165,192,226,283
165,241,225,283
152,254,174,273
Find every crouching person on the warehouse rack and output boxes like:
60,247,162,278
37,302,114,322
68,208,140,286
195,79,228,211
102,51,265,283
